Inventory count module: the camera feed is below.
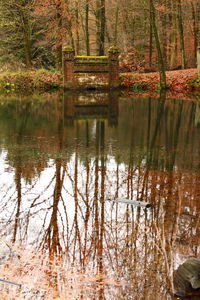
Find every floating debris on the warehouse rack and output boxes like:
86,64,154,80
106,198,152,208
0,278,21,288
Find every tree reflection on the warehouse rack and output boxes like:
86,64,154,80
42,120,64,257
0,93,200,299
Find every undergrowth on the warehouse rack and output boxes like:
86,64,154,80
0,69,62,93
131,81,148,91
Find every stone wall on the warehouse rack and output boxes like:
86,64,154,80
63,47,119,89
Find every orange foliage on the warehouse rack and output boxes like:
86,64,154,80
34,0,75,49
121,69,198,92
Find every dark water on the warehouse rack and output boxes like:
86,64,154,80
0,91,200,299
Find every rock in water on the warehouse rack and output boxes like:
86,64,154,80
174,258,200,297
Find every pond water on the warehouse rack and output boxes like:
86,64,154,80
0,91,200,299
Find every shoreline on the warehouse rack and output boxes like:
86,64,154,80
0,68,199,95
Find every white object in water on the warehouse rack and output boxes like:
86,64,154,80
107,198,152,208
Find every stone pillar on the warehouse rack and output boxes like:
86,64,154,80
63,46,75,89
197,46,200,77
108,46,120,88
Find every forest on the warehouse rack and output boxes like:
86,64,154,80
0,1,200,299
0,0,199,73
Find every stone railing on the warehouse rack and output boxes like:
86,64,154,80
62,46,120,89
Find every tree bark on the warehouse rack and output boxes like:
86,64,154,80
149,1,153,69
96,0,105,55
75,0,80,55
114,6,119,45
177,0,186,69
191,1,198,59
169,0,178,69
85,0,90,55
149,0,167,89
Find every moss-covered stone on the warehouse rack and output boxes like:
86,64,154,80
174,258,200,297
75,56,108,63
108,46,119,53
63,45,74,51
76,56,108,59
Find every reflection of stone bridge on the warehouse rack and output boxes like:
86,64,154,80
64,91,119,126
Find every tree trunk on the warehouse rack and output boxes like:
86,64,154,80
191,1,198,60
96,0,105,55
149,0,167,89
149,1,153,69
169,0,178,69
161,0,168,67
114,6,119,45
75,0,80,55
85,0,90,55
177,0,186,69
55,0,62,70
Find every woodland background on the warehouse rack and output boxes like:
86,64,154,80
0,0,199,72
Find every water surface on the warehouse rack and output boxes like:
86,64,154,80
0,92,200,299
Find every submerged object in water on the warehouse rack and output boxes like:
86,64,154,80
106,198,152,208
174,258,200,297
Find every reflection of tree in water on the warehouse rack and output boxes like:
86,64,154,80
41,119,65,257
3,101,49,243
0,96,63,184
32,126,199,298
0,93,200,299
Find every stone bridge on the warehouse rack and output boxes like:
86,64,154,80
63,46,120,90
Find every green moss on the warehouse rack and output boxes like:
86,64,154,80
63,45,73,51
76,56,108,59
188,77,200,91
131,81,148,91
75,56,108,63
188,77,200,84
108,46,119,53
109,46,118,50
